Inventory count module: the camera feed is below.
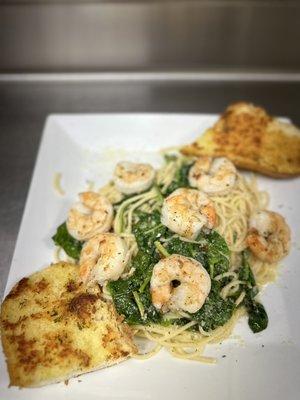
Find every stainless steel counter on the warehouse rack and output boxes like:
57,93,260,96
1,1,300,72
1,77,300,297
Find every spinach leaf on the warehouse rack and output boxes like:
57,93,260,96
113,210,168,323
239,252,256,288
165,230,229,278
133,210,169,254
164,162,192,195
52,222,83,260
108,251,161,325
111,208,232,332
191,281,235,332
246,300,268,333
164,233,232,332
239,251,268,333
206,230,230,277
109,230,233,331
165,236,207,268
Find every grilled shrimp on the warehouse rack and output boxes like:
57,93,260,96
246,210,291,263
113,161,156,195
161,188,217,239
150,254,211,313
79,233,129,285
189,156,237,195
66,191,113,241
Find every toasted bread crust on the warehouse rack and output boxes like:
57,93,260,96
0,262,137,387
181,102,300,178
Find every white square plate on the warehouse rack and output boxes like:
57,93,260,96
1,114,300,400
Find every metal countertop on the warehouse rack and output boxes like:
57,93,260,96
1,77,300,297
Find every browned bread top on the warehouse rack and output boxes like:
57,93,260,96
0,262,136,387
182,102,300,178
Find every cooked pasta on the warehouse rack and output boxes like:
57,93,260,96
53,153,288,364
91,155,279,362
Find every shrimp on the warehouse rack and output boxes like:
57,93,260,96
188,156,237,195
150,254,211,313
66,191,113,241
113,161,156,195
246,210,291,263
161,188,217,239
79,233,129,285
